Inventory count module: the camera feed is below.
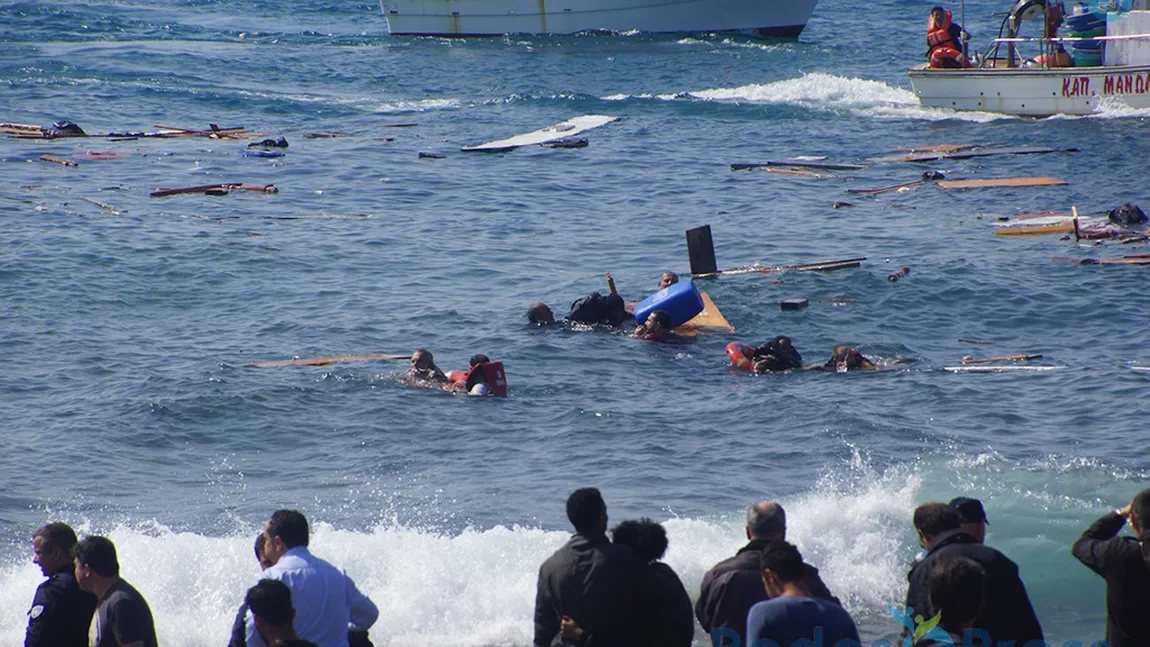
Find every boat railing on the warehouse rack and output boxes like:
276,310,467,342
976,32,1150,69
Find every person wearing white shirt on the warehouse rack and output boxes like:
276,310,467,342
246,510,378,647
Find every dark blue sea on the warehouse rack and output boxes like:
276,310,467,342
2,0,1148,644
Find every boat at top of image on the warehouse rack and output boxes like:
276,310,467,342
909,0,1150,116
377,0,818,38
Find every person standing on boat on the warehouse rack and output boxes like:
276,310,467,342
927,6,971,68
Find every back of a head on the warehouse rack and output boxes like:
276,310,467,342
566,488,606,535
928,557,986,630
949,497,988,525
914,503,963,537
72,536,119,578
758,540,805,583
1131,489,1150,533
747,501,786,539
267,510,310,548
611,518,668,562
526,303,554,325
246,579,295,627
35,522,79,554
469,354,490,367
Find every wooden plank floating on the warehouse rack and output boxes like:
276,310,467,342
732,160,866,171
1052,254,1150,265
764,167,837,178
39,154,77,167
873,146,1075,164
150,184,278,198
693,257,866,278
946,365,1067,373
249,352,411,368
994,220,1078,236
961,354,1043,365
936,177,1068,190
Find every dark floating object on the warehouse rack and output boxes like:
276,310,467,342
418,152,446,159
888,266,911,283
732,160,866,171
832,201,856,209
546,137,588,149
248,136,289,149
779,299,809,311
238,149,284,158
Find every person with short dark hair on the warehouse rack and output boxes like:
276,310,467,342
752,336,804,373
26,522,97,647
248,510,378,647
73,536,158,647
914,557,987,647
534,488,643,647
246,579,320,647
904,503,1042,646
1072,489,1150,647
950,496,988,544
927,6,971,68
631,310,672,341
746,541,859,647
657,272,679,290
405,349,447,384
695,502,838,647
526,303,556,325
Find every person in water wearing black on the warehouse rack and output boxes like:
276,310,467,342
526,303,556,325
821,344,876,372
1072,488,1150,647
927,6,971,68
752,336,804,373
26,522,97,647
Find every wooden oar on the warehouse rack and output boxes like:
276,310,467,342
961,354,1042,364
994,220,1077,236
693,257,866,278
150,184,278,197
249,353,411,368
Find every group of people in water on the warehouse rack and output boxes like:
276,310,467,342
535,487,1150,647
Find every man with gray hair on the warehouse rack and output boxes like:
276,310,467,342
695,502,838,646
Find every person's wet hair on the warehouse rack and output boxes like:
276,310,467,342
246,579,295,626
566,488,606,535
648,310,671,329
72,536,119,578
914,503,963,536
526,303,554,325
747,502,786,538
928,557,987,630
267,509,309,548
758,540,805,583
612,518,668,562
469,354,490,366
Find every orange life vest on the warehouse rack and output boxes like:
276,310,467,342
725,342,756,372
464,361,507,397
927,9,971,68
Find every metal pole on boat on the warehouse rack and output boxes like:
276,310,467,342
961,0,967,58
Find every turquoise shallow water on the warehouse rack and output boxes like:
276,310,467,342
1,0,1149,644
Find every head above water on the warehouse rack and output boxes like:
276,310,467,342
746,501,786,540
658,271,679,290
566,487,608,536
645,310,671,331
469,354,490,367
411,349,435,371
611,518,669,562
526,303,554,325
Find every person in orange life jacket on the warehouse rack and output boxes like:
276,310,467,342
1028,2,1074,68
450,354,502,396
927,6,971,68
821,344,877,372
632,310,672,341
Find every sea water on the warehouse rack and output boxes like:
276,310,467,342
1,0,1148,645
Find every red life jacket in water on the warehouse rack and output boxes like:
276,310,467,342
464,362,507,397
927,9,971,68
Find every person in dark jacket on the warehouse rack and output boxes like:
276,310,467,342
904,503,1043,646
535,488,643,647
1071,489,1150,647
751,337,804,373
562,519,692,647
695,502,838,647
26,522,97,647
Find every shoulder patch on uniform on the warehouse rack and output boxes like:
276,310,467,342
29,604,44,619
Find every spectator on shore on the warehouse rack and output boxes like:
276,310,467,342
534,488,642,647
746,540,859,647
904,503,1043,646
246,579,320,647
26,522,97,647
73,535,159,647
950,497,988,544
696,502,838,646
913,557,988,647
1072,489,1150,647
248,510,378,647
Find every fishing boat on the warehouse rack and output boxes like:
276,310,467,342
909,0,1150,116
377,0,818,38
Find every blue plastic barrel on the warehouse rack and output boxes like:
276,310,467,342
633,281,704,328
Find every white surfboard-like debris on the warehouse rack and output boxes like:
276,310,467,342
461,115,619,152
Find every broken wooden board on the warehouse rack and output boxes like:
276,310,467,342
732,160,866,171
946,365,1067,373
674,293,734,337
461,115,618,152
249,352,411,368
764,167,837,179
150,184,278,197
693,257,865,278
994,221,1077,236
873,145,1074,164
39,154,77,167
961,354,1042,364
1052,254,1150,265
847,179,923,195
936,177,1068,190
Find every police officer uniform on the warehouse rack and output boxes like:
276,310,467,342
26,563,98,647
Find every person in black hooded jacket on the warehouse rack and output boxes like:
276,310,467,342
904,503,1043,646
751,336,804,373
1072,489,1150,647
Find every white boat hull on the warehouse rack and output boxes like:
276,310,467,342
379,0,818,37
909,63,1150,116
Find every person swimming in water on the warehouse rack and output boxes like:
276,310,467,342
405,349,448,384
657,271,679,290
526,303,555,326
821,344,876,372
752,336,804,373
632,310,672,341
